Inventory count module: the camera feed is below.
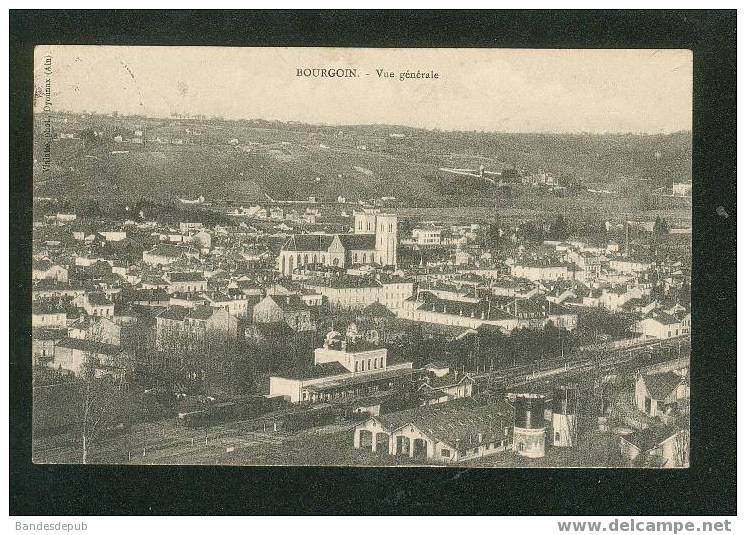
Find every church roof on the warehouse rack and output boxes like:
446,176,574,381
337,234,376,250
281,233,378,252
282,234,334,252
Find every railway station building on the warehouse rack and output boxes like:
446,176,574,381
268,328,414,403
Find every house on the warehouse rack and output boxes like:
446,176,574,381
183,306,238,339
228,278,264,297
203,291,255,318
634,371,689,417
252,295,315,332
412,226,442,246
619,424,689,467
179,222,204,234
301,275,414,313
608,257,652,274
672,309,691,335
398,292,577,333
169,292,208,309
620,297,659,315
297,288,324,307
51,337,133,377
164,233,185,244
597,285,647,312
68,316,122,346
606,241,621,254
633,312,685,339
155,305,238,347
71,230,95,242
190,230,212,251
32,259,69,283
113,304,151,326
453,249,475,265
154,306,191,345
120,288,170,308
268,361,355,403
313,329,388,374
164,272,208,294
488,279,540,299
244,321,296,345
545,286,576,304
32,328,67,366
32,280,86,301
72,292,115,318
140,275,169,291
566,250,604,282
269,280,323,305
98,231,127,242
352,303,412,344
672,181,692,197
418,364,474,405
55,213,77,223
510,260,569,282
352,400,512,463
32,302,68,328
73,255,111,269
142,244,199,266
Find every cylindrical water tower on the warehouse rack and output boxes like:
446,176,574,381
513,394,546,458
552,386,578,447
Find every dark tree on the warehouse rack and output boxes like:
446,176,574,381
80,127,98,150
486,222,501,251
549,214,570,241
517,221,544,243
653,216,670,241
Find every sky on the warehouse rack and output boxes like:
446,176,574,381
34,46,692,134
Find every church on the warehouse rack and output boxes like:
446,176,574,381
278,212,398,275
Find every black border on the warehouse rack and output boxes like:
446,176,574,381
10,10,736,516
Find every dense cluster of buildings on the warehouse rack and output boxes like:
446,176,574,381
32,196,690,377
32,192,690,465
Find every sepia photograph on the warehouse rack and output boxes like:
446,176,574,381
30,45,694,469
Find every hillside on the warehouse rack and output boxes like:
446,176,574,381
33,114,692,209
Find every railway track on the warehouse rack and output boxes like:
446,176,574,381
33,335,689,464
473,335,690,389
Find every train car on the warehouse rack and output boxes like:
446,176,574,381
177,401,239,428
279,404,341,433
233,395,288,420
